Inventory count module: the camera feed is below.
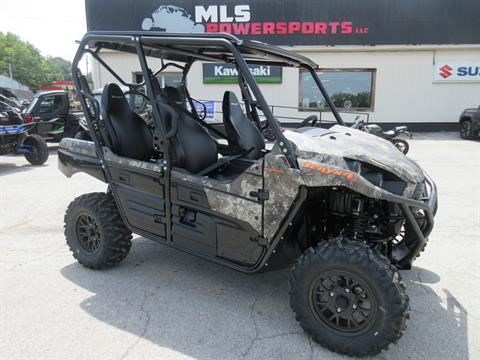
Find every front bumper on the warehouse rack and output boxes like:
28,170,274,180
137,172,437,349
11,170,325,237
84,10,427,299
388,168,437,267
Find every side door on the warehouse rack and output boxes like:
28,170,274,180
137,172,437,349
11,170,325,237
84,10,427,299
104,149,167,242
170,159,265,266
32,94,69,136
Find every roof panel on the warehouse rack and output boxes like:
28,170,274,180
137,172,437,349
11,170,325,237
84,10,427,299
85,31,318,68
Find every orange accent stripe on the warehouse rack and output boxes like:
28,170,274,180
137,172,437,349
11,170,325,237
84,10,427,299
303,162,356,182
265,166,284,174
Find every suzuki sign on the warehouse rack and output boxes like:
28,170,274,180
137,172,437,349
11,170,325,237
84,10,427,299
434,61,480,82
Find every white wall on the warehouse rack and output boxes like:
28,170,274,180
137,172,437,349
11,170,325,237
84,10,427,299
93,46,480,124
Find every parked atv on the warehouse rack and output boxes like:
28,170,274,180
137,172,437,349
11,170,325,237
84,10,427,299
0,100,49,165
351,117,412,154
59,32,437,357
22,90,83,141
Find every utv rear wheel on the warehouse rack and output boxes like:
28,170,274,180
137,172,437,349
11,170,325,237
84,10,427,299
65,192,132,269
23,134,49,165
289,237,409,357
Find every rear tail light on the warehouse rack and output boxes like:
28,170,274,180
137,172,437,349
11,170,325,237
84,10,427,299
24,114,33,123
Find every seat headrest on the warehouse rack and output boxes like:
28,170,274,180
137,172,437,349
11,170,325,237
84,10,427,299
102,83,129,115
222,91,265,160
163,86,186,108
223,91,241,111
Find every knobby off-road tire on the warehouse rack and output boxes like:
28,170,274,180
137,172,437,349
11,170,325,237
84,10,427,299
65,192,132,269
23,134,49,165
289,237,409,357
393,138,409,154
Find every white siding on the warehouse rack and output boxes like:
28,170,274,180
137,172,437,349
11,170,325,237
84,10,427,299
94,47,480,124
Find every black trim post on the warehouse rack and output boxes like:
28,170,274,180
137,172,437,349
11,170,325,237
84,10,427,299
134,36,173,242
228,44,299,169
306,66,345,126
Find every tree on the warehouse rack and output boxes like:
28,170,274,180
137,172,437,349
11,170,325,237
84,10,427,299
0,32,72,91
47,56,73,81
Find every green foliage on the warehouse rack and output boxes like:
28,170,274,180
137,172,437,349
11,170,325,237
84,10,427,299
0,32,72,91
330,91,372,109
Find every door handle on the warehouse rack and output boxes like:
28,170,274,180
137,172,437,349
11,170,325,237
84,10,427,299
118,173,130,184
190,192,201,202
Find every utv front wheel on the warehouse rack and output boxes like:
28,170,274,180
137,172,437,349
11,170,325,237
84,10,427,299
65,192,132,269
289,238,409,357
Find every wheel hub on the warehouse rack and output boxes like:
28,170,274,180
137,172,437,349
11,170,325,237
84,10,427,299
310,270,377,334
75,214,101,253
334,294,349,309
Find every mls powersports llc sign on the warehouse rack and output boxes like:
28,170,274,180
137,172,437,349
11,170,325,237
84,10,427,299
203,63,282,84
85,0,480,46
434,61,480,82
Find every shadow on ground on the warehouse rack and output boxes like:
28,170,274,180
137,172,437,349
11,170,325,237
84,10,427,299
60,238,469,360
0,146,58,175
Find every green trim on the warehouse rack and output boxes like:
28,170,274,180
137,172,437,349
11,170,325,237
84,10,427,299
203,76,282,84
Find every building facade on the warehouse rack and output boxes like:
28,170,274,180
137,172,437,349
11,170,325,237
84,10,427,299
87,0,480,129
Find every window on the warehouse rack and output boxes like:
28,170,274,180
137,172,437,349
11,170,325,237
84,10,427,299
38,95,64,114
133,72,182,88
299,69,376,110
157,73,182,88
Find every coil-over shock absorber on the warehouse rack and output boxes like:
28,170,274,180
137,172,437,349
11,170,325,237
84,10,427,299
351,197,368,240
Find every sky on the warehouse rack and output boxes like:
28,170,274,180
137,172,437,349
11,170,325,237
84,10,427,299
0,0,87,62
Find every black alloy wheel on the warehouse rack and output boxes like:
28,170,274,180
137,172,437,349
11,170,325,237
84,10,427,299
64,192,132,269
310,270,376,335
290,237,409,357
75,214,101,253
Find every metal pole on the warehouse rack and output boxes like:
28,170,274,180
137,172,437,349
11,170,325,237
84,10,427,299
307,66,345,126
8,63,13,79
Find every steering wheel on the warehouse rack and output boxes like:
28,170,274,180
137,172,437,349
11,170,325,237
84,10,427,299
297,115,318,128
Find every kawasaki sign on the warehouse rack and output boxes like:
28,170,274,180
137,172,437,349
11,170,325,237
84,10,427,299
434,61,480,82
203,63,282,84
85,0,480,46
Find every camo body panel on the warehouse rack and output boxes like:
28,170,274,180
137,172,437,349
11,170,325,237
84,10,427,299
59,138,97,158
284,126,425,185
172,159,264,234
263,147,304,241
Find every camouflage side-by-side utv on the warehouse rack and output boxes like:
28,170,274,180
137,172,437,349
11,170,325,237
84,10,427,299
58,32,437,357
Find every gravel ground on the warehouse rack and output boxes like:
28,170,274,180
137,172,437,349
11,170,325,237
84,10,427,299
1,132,479,360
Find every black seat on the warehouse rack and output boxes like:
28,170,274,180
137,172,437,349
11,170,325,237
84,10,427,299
222,92,265,160
159,87,218,173
101,83,154,161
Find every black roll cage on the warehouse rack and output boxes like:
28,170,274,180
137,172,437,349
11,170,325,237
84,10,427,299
72,32,345,171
